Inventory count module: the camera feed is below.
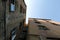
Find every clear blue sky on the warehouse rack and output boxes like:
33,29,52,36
25,0,60,24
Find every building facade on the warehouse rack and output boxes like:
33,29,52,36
27,18,60,40
0,0,26,40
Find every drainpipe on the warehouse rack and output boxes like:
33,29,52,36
2,0,7,40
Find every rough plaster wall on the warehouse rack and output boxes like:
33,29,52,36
40,21,60,38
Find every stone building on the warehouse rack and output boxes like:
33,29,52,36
27,18,60,40
0,0,26,40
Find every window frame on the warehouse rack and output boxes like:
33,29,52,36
10,27,17,40
20,5,23,13
9,0,16,12
38,25,49,30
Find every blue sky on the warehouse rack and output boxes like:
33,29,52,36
25,0,60,24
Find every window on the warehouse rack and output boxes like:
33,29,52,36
23,9,25,13
11,28,16,40
10,4,15,11
9,0,16,12
35,21,41,24
38,25,49,30
20,5,23,13
19,22,22,27
19,22,22,30
51,23,60,26
2,0,7,1
47,37,60,40
20,5,25,13
23,19,25,24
